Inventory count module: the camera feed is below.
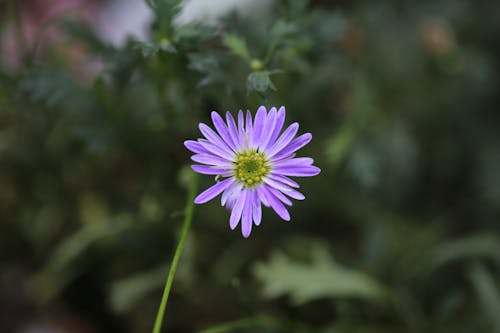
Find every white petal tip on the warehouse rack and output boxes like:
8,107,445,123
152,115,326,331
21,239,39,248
229,220,239,230
194,192,210,204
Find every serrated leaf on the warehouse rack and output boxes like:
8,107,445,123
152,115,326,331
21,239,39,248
20,68,80,106
223,33,252,63
253,246,388,305
134,40,176,57
188,52,226,88
188,53,219,73
147,0,182,24
247,71,277,96
173,23,214,45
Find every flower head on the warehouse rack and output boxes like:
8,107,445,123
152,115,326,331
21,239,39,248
184,106,320,237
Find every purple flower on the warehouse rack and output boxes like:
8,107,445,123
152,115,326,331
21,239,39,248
184,106,320,237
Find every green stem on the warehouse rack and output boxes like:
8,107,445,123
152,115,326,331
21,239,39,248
152,172,198,333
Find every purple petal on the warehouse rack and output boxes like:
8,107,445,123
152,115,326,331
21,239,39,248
264,176,304,200
245,110,254,148
252,191,262,226
226,112,242,150
284,188,305,200
259,107,277,151
221,182,242,206
272,153,297,162
268,174,299,188
272,133,312,160
191,165,232,175
268,186,292,206
211,111,237,151
230,189,247,230
241,191,253,237
237,110,245,147
263,177,292,193
267,106,286,148
256,185,270,207
262,185,290,221
266,122,299,157
273,157,314,168
194,178,234,204
184,140,209,154
273,165,321,177
252,106,267,148
263,178,304,201
191,154,233,167
265,179,306,200
199,124,234,156
198,140,235,161
226,195,237,210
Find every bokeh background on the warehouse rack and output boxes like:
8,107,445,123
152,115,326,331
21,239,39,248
1,0,500,332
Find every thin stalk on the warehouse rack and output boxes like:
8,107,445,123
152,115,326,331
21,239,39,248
152,172,198,333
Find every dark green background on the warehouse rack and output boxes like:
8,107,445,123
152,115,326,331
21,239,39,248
1,0,500,332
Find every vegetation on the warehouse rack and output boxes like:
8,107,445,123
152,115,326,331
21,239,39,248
1,0,500,332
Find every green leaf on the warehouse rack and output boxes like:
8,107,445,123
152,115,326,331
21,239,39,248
269,19,299,41
147,0,182,34
424,234,500,275
20,68,81,106
188,52,227,88
467,263,500,333
32,216,132,302
134,40,176,57
173,23,214,46
110,265,167,313
223,33,252,63
196,316,284,333
45,219,129,274
253,246,388,305
247,71,277,96
60,18,111,54
263,20,299,65
326,126,355,164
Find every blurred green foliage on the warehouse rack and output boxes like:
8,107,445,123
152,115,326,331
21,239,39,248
1,0,500,332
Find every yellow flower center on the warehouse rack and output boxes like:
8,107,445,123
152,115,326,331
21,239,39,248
233,150,270,187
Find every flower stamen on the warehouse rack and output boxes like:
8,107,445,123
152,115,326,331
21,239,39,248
233,150,270,187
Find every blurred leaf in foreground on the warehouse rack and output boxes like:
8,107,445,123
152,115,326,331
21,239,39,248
253,246,388,305
467,263,500,333
110,265,166,313
423,234,500,275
